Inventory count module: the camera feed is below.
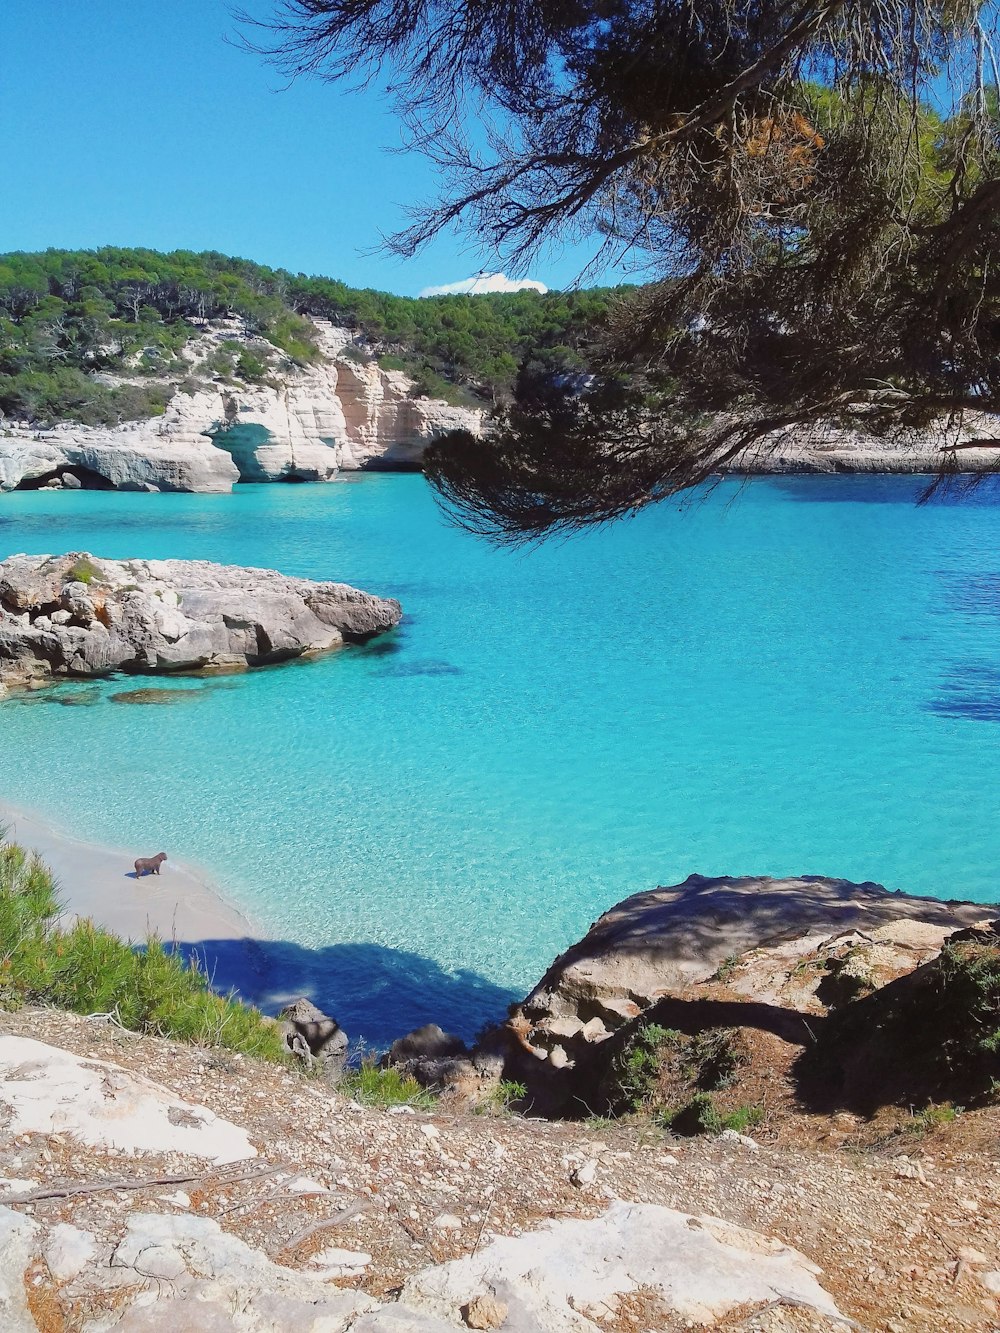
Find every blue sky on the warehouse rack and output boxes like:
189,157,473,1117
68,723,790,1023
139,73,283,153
0,1,621,296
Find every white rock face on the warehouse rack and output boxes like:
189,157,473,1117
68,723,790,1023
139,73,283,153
0,432,240,493
0,551,402,689
0,320,483,493
0,1036,257,1164
81,1212,377,1332
730,413,1000,474
44,1223,99,1282
0,1208,39,1333
0,1192,844,1332
389,1200,844,1330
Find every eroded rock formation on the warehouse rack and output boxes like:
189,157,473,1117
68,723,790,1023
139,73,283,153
0,552,401,691
458,873,997,1116
0,320,483,493
728,414,1000,475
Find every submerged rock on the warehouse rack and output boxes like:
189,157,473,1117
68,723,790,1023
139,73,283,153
109,687,204,705
0,551,402,691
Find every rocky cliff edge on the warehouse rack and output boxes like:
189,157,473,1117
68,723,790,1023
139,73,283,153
0,320,484,494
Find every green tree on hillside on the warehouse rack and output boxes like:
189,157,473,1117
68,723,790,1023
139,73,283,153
0,246,620,425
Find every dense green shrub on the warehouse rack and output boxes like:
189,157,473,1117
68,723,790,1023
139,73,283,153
658,1093,763,1137
0,247,622,424
934,935,1000,1067
685,1028,748,1090
0,838,285,1061
604,1022,680,1114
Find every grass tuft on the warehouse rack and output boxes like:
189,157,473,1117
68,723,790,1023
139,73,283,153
66,556,103,586
339,1060,437,1109
476,1078,528,1116
658,1092,764,1137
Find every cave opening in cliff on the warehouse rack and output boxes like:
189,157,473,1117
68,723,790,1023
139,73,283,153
16,465,117,492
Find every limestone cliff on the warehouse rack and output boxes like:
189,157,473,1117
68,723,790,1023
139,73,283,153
726,415,1000,475
0,320,483,494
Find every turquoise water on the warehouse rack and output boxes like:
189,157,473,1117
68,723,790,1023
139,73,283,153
2,474,1000,1043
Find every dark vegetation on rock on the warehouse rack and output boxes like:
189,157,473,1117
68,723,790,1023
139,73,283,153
0,247,618,425
800,924,1000,1114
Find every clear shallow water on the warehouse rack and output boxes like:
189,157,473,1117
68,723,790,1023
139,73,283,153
2,474,1000,1043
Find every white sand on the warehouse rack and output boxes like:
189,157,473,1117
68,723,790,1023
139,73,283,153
0,804,355,1022
0,800,259,948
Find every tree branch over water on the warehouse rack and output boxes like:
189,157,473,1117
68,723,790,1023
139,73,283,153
248,0,1000,539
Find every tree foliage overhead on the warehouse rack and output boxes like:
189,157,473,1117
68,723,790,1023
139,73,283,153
249,0,1000,540
0,247,617,425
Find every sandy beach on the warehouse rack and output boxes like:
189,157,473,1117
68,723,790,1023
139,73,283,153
0,799,289,1006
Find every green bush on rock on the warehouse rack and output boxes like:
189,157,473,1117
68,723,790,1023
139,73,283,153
339,1060,436,1109
602,1022,750,1119
0,838,285,1061
801,924,1000,1113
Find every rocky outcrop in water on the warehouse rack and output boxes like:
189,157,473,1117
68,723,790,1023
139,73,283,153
0,321,483,493
0,552,401,691
0,433,241,494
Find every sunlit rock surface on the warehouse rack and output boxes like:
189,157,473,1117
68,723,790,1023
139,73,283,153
0,551,401,690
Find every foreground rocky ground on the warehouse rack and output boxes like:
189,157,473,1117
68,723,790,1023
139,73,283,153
0,552,401,691
2,1005,1000,1332
4,869,1000,1330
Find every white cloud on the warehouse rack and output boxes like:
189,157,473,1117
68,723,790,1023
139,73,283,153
418,272,548,297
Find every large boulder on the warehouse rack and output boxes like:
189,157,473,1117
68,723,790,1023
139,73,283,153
489,873,996,1114
382,1024,470,1088
0,434,240,494
0,552,402,691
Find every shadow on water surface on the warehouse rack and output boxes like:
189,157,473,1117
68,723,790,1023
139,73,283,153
926,663,1000,722
174,936,520,1048
936,571,1000,617
375,660,463,678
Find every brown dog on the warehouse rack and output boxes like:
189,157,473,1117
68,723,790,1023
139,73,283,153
134,852,167,877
